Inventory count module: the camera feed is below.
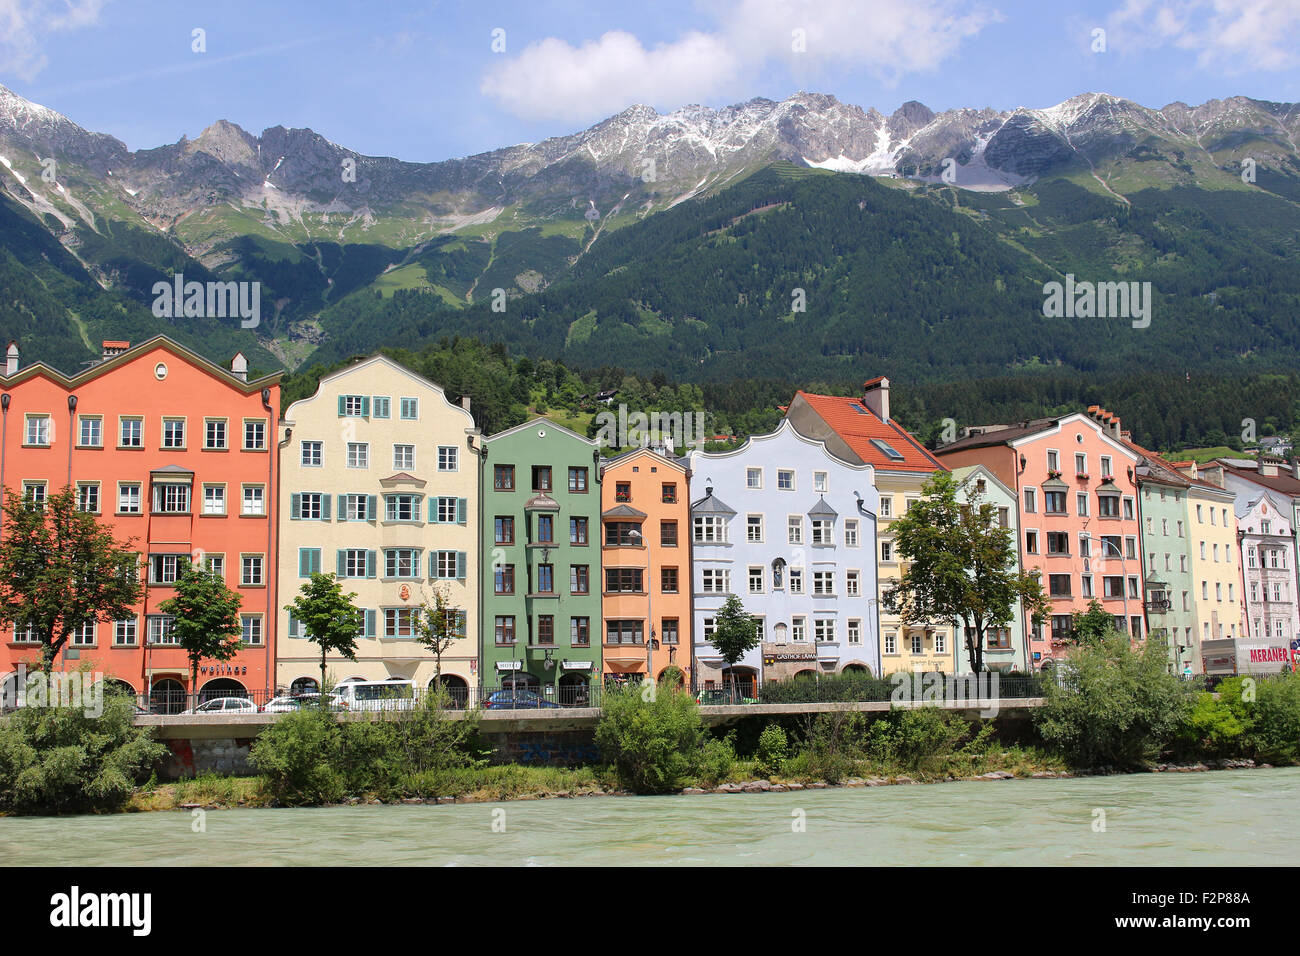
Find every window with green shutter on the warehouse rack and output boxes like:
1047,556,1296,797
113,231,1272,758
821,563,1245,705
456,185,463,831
298,548,320,577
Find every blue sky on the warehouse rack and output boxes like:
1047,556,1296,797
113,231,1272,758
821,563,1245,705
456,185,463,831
3,0,1299,162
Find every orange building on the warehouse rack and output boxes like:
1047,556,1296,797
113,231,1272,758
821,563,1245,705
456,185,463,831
599,448,692,685
0,337,281,709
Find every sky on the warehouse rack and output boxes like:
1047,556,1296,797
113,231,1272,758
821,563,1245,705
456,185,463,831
2,0,1299,163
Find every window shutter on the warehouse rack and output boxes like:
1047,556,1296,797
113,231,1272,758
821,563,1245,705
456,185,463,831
336,550,346,577
429,497,438,523
367,495,377,520
290,493,301,519
364,609,376,638
298,549,309,577
457,498,467,524
361,396,370,417
337,395,346,416
365,550,376,579
457,551,467,580
321,496,331,520
288,612,299,638
336,494,346,519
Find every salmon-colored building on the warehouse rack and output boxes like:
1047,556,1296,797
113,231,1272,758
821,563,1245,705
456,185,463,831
599,448,692,685
0,337,281,709
936,410,1144,670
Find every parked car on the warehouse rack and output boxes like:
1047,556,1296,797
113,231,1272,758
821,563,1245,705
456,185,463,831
262,694,347,713
180,697,258,715
261,696,303,713
292,693,348,711
483,689,561,710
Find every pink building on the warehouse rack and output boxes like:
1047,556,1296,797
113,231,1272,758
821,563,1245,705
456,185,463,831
936,409,1144,670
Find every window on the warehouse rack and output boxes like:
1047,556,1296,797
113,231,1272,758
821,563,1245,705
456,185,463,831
815,619,836,644
571,617,590,646
340,395,368,417
536,564,556,593
660,521,678,547
1023,488,1036,513
385,608,416,639
495,516,515,544
910,633,923,655
1076,493,1089,517
1100,456,1112,477
661,482,676,503
1081,575,1094,597
1104,576,1124,598
570,565,590,594
243,420,266,450
813,471,828,493
879,497,892,518
1098,495,1119,518
25,414,51,446
298,548,322,577
661,567,679,593
340,549,372,579
233,484,263,517
789,569,803,594
241,555,264,586
393,444,415,470
701,569,730,593
438,446,458,472
1024,530,1038,554
384,548,421,579
1047,450,1059,472
847,620,861,644
605,568,642,594
385,494,421,522
531,465,552,491
845,519,859,547
694,515,727,543
149,554,186,585
433,550,465,581
152,483,190,514
241,615,263,646
792,618,807,642
813,571,835,595
119,417,143,448
372,397,390,419
884,631,896,655
811,519,834,545
570,517,589,545
494,465,515,490
606,620,645,646
161,418,185,449
661,618,679,645
494,565,515,594
118,483,142,514
777,469,794,490
605,521,641,547
748,566,764,593
79,417,103,448
569,467,588,492
114,620,138,647
1048,574,1072,597
147,616,177,646
301,441,322,467
69,620,95,647
747,515,763,542
204,418,227,447
1051,615,1072,643
1047,532,1070,556
788,516,803,545
615,482,632,502
1044,491,1066,514
746,468,762,489
203,484,226,516
935,632,946,654
846,570,860,596
881,540,894,562
76,483,100,514
1079,535,1091,558
347,442,369,468
495,617,517,644
536,616,554,645
1075,453,1087,474
400,397,419,420
343,494,373,521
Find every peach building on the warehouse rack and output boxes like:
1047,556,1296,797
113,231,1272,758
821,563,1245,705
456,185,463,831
0,338,280,709
936,410,1144,670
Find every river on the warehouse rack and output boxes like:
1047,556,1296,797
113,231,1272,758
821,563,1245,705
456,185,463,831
2,768,1297,865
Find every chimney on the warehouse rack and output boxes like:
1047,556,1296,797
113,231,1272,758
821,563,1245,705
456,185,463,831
5,341,17,376
461,395,471,414
230,352,248,382
1260,457,1280,478
862,376,890,423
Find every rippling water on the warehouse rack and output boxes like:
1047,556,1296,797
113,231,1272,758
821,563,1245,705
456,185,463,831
2,768,1296,866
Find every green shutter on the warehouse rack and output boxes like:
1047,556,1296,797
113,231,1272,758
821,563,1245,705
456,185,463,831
365,550,376,579
336,494,347,519
321,496,331,520
298,549,309,577
288,612,299,638
290,493,301,519
337,395,346,416
367,495,377,520
364,609,376,638
457,498,467,524
361,396,370,417
429,498,438,523
457,551,467,580
336,550,346,577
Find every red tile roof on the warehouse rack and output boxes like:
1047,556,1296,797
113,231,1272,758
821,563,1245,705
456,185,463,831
792,391,947,473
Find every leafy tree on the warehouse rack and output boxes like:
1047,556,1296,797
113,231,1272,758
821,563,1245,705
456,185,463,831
883,472,1049,672
595,684,704,793
158,565,244,711
284,573,363,702
708,594,760,701
413,584,463,690
1067,599,1116,646
0,485,141,674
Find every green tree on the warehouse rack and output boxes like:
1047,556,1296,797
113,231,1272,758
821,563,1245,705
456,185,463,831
413,584,463,691
0,485,142,674
284,573,363,702
1067,599,1116,646
595,684,704,793
158,564,244,711
883,472,1049,672
708,594,759,701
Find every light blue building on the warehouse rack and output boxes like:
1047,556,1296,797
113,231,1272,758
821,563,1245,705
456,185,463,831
687,420,880,694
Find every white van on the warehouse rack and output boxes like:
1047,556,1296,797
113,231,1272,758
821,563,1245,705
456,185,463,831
331,679,418,712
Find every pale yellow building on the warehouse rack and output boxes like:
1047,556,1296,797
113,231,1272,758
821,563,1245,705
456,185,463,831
276,356,479,696
1187,479,1243,668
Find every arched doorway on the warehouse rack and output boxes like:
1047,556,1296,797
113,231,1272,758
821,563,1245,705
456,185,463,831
289,677,319,696
429,673,469,708
720,667,757,701
558,672,590,707
149,678,185,715
199,678,248,704
841,663,871,676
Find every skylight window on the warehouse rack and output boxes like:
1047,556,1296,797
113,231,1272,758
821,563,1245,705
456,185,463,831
870,438,905,461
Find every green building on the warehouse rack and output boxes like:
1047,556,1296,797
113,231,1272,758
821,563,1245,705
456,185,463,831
1134,465,1197,672
478,420,603,704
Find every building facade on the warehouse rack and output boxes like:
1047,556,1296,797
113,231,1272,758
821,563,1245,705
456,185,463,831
0,337,280,709
1236,491,1299,656
599,447,692,686
687,419,880,694
784,378,953,673
479,420,602,703
276,356,479,696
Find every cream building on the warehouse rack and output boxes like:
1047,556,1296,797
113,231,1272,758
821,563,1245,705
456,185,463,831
1187,480,1243,669
276,356,479,696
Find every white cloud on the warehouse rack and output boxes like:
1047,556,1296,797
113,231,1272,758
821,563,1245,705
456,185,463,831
1106,0,1300,72
481,0,999,122
0,0,106,80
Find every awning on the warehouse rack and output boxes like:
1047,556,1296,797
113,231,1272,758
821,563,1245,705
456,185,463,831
560,660,594,671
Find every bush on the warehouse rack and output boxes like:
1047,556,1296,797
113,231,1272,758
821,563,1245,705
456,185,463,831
760,672,896,704
694,732,737,786
793,711,871,783
864,708,985,775
1249,672,1300,765
595,685,704,793
0,693,167,814
754,723,788,776
1172,690,1246,760
1034,632,1194,768
250,705,345,806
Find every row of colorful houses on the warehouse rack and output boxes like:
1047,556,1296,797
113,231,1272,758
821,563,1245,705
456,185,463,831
0,338,1294,710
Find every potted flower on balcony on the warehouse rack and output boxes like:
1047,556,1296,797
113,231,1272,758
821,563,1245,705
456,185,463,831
1076,472,1090,481
1047,470,1062,480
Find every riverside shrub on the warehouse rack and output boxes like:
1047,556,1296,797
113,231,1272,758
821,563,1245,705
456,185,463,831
250,705,346,806
0,692,166,814
755,723,789,776
1248,672,1300,765
595,685,704,793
